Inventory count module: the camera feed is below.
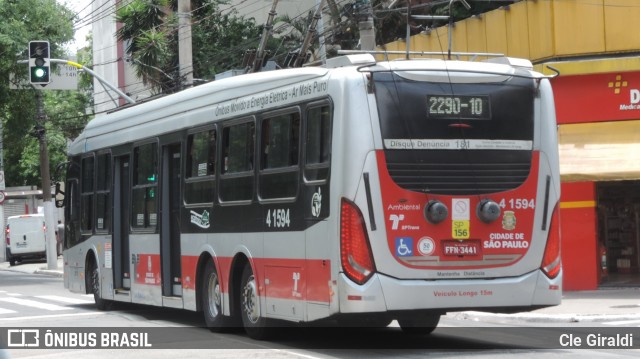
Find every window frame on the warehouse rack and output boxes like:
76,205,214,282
185,125,217,206
94,151,112,234
131,140,159,232
303,100,333,185
219,117,256,204
80,153,95,234
257,107,302,202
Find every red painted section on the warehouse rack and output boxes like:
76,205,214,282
181,255,199,290
376,151,541,270
134,254,161,285
552,72,640,124
560,182,599,290
181,255,331,303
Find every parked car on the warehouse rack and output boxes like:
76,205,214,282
5,214,47,266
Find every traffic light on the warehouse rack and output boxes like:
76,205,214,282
29,41,50,84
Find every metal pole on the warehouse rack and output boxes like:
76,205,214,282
17,59,135,105
64,60,135,105
448,0,453,60
0,118,4,263
178,0,194,88
317,0,327,65
34,90,58,270
406,0,412,60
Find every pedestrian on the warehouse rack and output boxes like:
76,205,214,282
56,220,64,256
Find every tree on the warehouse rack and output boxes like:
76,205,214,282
1,0,90,187
116,0,263,94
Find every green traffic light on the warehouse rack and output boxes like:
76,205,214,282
34,67,46,78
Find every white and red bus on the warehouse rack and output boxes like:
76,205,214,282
61,54,561,339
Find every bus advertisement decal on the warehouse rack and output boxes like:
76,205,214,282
135,254,161,286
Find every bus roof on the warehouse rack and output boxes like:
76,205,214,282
70,66,329,155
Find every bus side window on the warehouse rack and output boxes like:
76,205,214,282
185,129,215,204
132,142,158,230
304,105,332,182
95,153,111,233
259,111,300,199
65,179,80,248
80,155,95,233
220,120,255,202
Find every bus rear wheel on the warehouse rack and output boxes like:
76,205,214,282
398,314,440,335
240,263,270,340
202,260,230,331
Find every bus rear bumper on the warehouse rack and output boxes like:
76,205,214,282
337,270,562,314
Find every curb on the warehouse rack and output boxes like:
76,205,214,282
34,268,64,278
451,311,640,323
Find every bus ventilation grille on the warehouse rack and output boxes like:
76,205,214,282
385,152,532,196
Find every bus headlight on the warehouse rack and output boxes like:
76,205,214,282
477,199,501,223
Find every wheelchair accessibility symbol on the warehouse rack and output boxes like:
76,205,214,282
395,237,414,257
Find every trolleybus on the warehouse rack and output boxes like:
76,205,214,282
61,54,562,338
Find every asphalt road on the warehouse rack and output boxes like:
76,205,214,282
0,270,638,358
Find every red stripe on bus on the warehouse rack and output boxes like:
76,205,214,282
181,255,331,303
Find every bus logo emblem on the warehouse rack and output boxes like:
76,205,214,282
502,211,516,230
311,188,322,217
190,210,211,229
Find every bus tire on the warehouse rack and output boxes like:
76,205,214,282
88,258,112,311
398,314,440,335
239,263,270,340
202,260,230,331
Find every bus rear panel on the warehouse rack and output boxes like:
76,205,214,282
337,60,561,318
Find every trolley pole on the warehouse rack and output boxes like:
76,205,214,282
33,90,58,270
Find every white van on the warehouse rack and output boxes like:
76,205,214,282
5,214,47,266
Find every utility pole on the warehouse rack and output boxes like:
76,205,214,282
357,0,376,51
316,0,327,65
33,89,58,270
249,0,279,73
0,117,4,263
178,0,194,88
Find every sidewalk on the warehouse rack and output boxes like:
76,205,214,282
0,257,64,278
452,287,640,324
1,259,639,323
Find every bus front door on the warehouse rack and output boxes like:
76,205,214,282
161,143,182,297
113,155,132,296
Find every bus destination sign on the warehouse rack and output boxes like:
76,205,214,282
427,95,490,120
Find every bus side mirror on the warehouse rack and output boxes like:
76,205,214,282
55,182,65,208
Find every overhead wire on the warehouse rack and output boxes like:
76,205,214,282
83,0,358,115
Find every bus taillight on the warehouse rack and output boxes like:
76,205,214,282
340,199,376,285
541,205,561,279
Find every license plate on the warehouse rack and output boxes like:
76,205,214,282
442,240,481,256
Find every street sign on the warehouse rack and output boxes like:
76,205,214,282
9,62,78,90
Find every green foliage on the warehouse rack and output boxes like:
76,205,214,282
1,0,90,187
117,0,262,93
192,7,261,79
